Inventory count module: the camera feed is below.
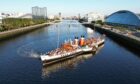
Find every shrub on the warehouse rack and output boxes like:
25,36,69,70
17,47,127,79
96,20,104,25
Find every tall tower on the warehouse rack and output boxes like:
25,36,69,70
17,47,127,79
58,12,62,20
78,13,81,20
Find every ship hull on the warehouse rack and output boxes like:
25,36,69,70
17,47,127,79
42,51,84,66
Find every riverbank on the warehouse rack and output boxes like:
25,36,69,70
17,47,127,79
83,24,140,50
0,23,50,41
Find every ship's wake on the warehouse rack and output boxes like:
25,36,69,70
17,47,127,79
17,39,56,59
17,45,40,59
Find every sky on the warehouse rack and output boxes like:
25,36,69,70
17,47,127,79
0,0,140,16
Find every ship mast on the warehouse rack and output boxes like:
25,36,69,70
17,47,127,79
68,24,70,41
56,24,59,48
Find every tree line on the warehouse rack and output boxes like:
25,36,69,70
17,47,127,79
0,18,47,32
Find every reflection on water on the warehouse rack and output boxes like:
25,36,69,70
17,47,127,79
42,45,104,78
42,54,93,78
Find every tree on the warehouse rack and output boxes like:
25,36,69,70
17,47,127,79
91,21,95,24
96,20,104,25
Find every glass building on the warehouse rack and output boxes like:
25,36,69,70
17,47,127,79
32,6,47,19
105,10,140,28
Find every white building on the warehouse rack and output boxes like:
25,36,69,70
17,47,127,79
0,12,32,23
8,12,25,18
0,12,26,18
48,15,55,19
19,13,32,19
85,12,105,23
32,6,47,19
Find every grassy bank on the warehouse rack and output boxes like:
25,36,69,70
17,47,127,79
0,23,49,41
0,18,48,32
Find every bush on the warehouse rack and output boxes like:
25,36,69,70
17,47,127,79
96,20,104,25
91,21,95,24
79,19,86,23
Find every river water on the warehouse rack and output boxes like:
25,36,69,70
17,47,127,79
0,20,140,84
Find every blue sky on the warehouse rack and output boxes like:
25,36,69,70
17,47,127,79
0,0,140,16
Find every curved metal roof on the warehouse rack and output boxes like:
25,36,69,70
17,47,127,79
105,10,140,27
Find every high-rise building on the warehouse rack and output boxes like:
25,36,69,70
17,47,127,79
78,13,81,19
58,12,62,20
32,6,47,19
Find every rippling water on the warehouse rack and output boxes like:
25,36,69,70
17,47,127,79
0,20,140,84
